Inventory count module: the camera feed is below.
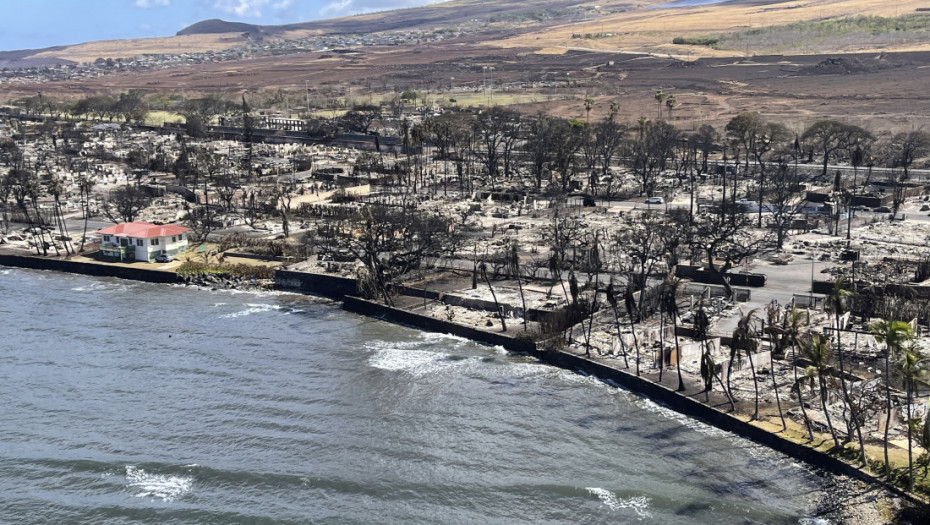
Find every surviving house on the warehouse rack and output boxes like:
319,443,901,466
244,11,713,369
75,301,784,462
97,221,191,262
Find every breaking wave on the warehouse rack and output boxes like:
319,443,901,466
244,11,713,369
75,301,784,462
586,487,652,518
219,303,285,319
124,465,192,502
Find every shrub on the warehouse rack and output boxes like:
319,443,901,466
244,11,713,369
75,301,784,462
176,261,274,280
672,36,719,46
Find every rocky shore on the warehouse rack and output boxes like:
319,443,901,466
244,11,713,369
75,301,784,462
814,474,930,524
178,272,275,292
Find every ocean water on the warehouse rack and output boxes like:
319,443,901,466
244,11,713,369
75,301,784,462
0,266,830,523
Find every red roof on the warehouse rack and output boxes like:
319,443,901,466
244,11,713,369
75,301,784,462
97,222,191,239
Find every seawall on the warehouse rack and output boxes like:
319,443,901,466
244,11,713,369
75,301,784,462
274,269,357,299
342,296,536,353
0,253,179,284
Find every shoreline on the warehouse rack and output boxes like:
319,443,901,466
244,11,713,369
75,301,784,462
2,252,927,521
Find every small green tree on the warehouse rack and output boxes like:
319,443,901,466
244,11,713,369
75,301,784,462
871,318,914,478
799,334,840,448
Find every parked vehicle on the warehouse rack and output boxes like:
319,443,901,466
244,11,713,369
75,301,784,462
155,254,175,263
645,197,664,205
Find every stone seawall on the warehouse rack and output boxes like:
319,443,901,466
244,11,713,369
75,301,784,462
530,349,885,485
274,269,357,299
0,253,179,284
342,296,537,354
345,294,918,504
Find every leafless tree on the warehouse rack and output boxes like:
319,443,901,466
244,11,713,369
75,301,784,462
102,184,152,224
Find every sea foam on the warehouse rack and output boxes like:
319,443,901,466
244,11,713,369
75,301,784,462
219,303,284,319
124,465,192,502
586,487,652,518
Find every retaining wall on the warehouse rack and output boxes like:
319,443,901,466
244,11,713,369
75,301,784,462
0,253,179,284
342,296,537,353
525,348,916,498
274,269,357,299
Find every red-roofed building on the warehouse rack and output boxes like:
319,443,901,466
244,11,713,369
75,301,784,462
97,222,191,262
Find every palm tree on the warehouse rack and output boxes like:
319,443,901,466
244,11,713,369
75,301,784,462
46,176,72,256
605,280,630,368
800,334,841,448
507,242,528,331
584,97,595,123
665,94,677,120
479,261,507,332
661,277,686,391
764,303,787,432
569,271,580,345
624,286,641,376
899,342,927,490
871,318,913,478
784,305,814,440
695,301,735,410
730,308,762,420
828,278,866,465
583,235,603,356
696,303,713,401
654,90,665,120
76,173,95,252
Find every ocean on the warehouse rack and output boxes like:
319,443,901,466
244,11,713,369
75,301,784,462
0,266,830,523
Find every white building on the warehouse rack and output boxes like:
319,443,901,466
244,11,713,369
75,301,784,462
97,221,191,262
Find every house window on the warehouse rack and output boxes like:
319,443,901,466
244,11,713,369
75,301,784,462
103,235,110,242
136,239,143,247
150,239,160,246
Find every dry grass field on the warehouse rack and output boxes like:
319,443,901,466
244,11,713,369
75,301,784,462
29,33,251,64
5,0,930,137
500,0,930,57
12,0,930,64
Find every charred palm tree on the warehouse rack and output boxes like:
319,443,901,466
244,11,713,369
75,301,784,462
695,302,735,410
899,342,927,491
828,278,866,465
507,242,528,332
624,285,641,376
661,277,685,391
76,173,95,252
784,305,814,440
47,176,72,255
605,280,630,368
764,302,787,432
730,308,762,420
480,261,507,332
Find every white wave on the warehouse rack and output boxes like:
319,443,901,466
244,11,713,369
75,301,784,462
552,368,614,388
421,331,471,346
368,347,480,376
634,398,727,437
799,519,830,525
586,487,652,518
71,281,128,292
124,465,192,502
365,339,429,352
219,303,284,319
